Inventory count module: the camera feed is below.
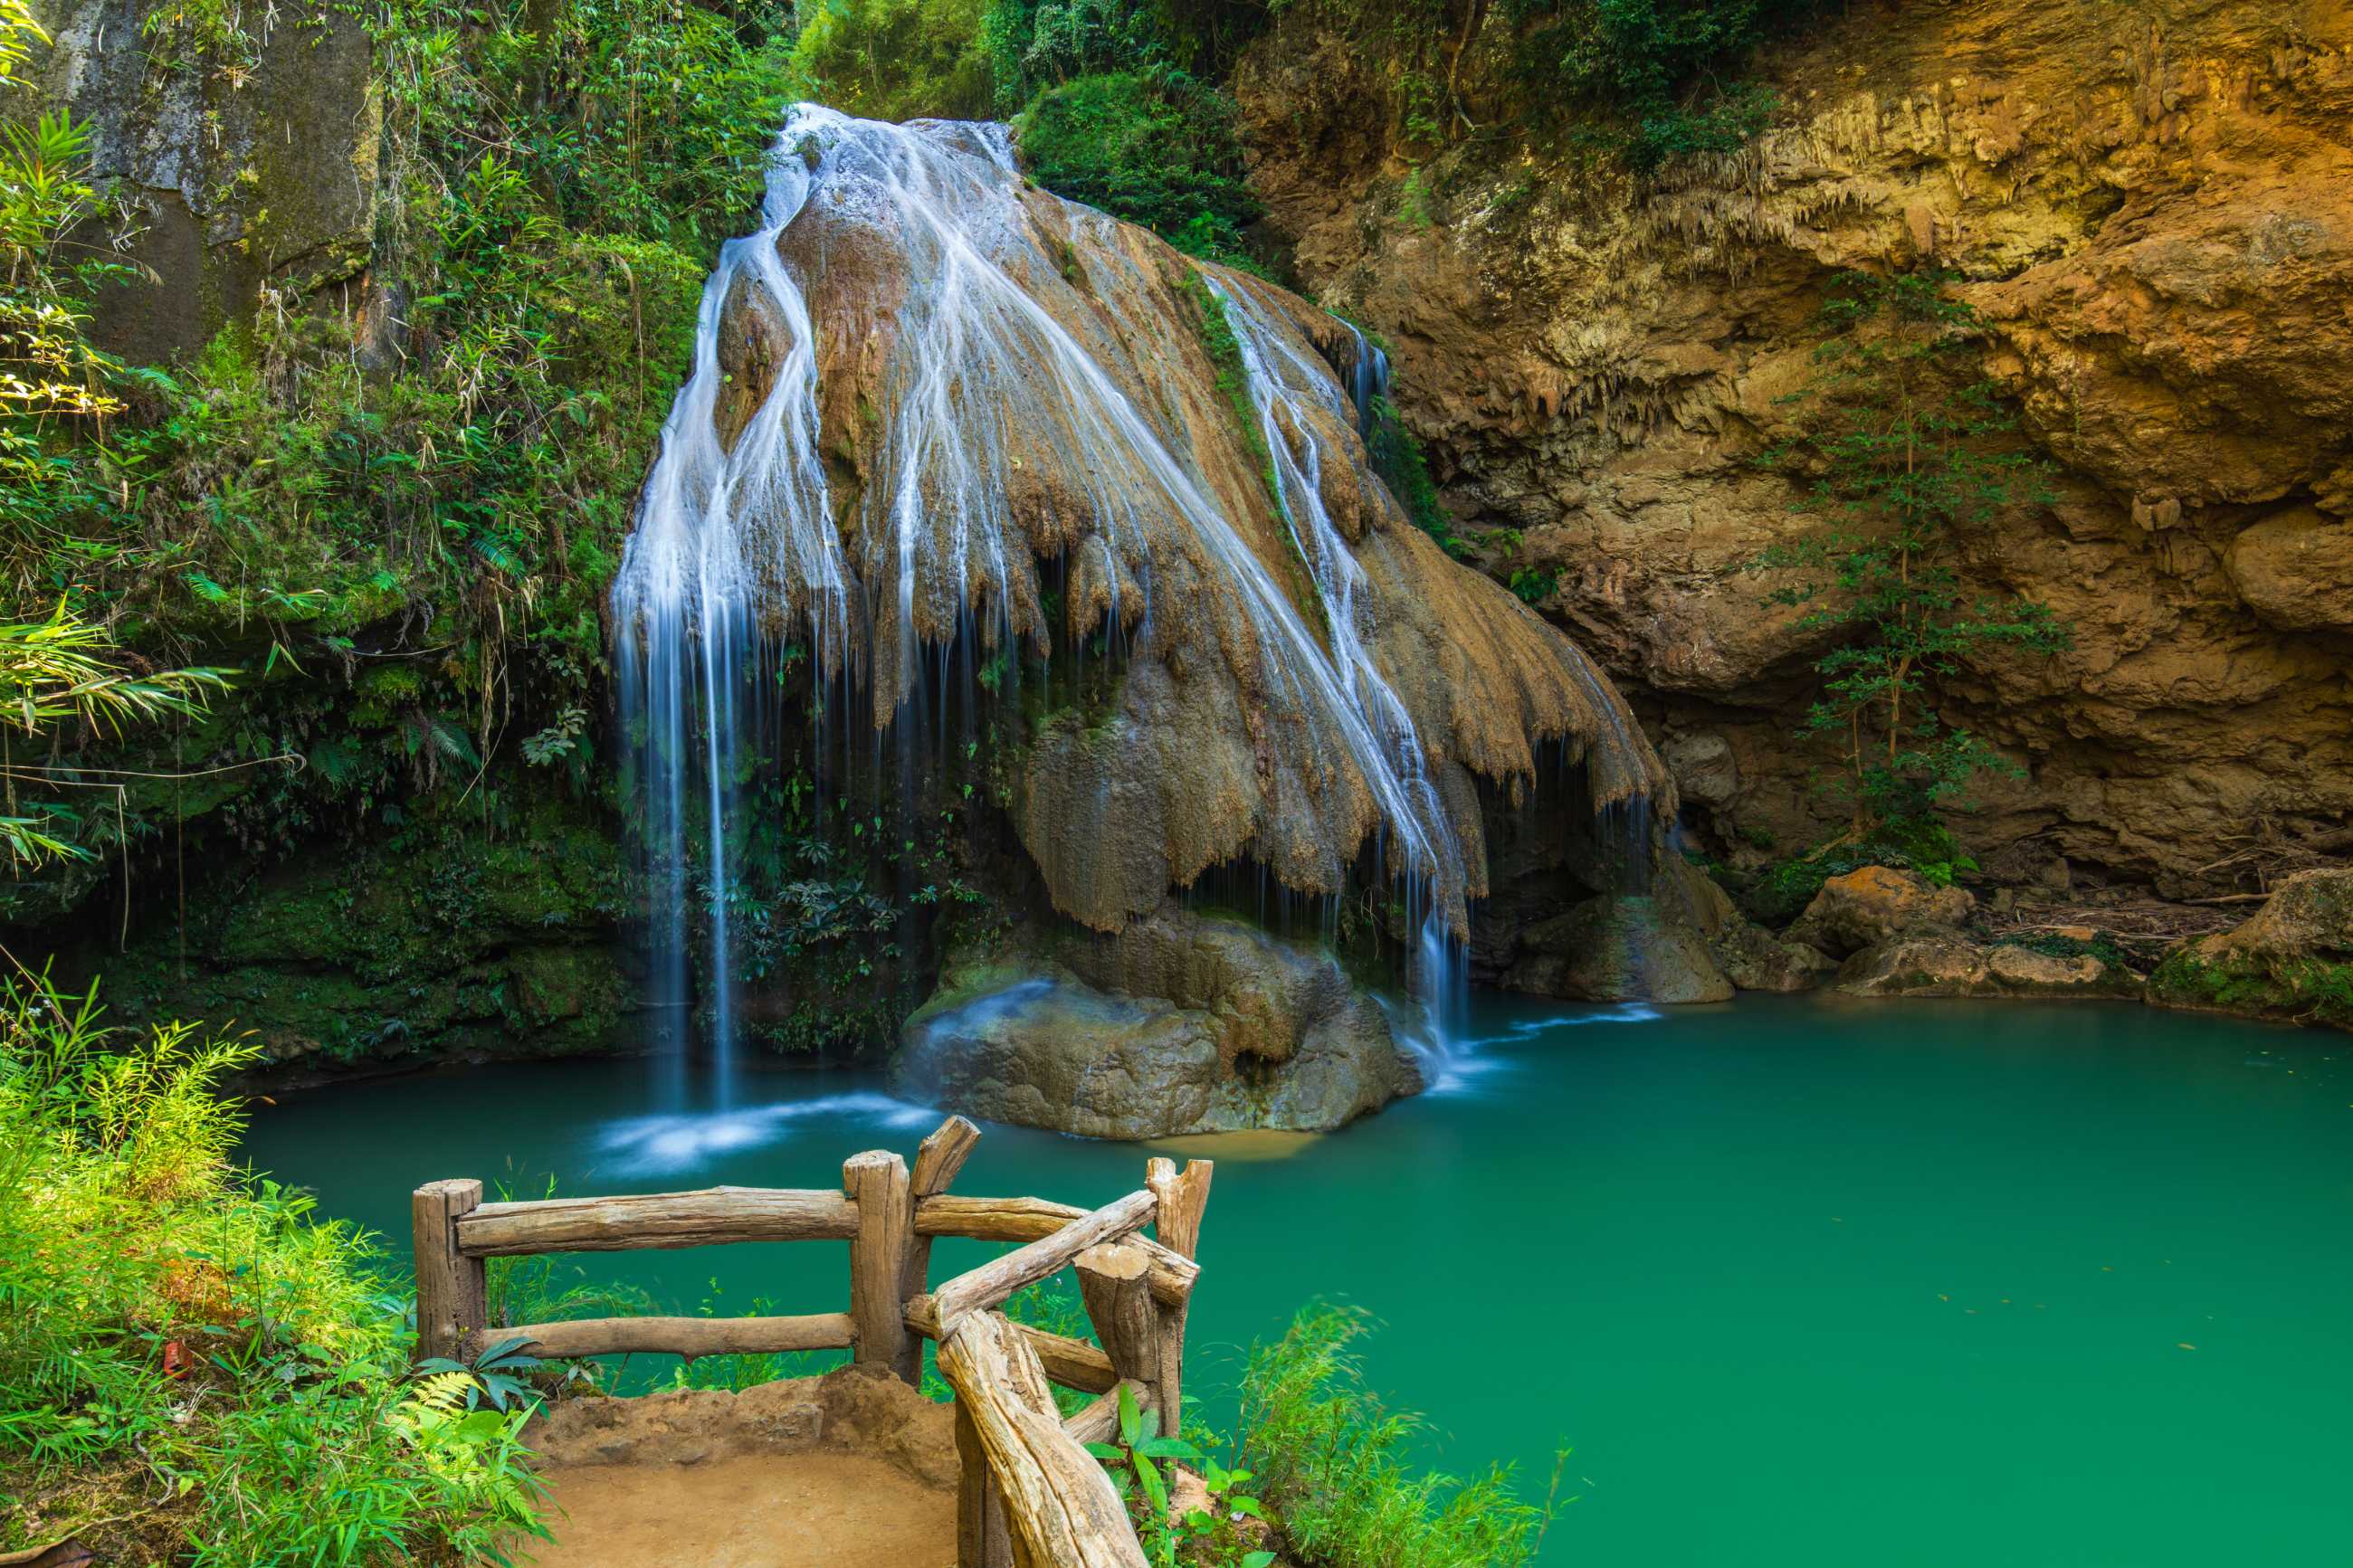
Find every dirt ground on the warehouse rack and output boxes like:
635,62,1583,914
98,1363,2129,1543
515,1366,960,1568
524,1449,955,1568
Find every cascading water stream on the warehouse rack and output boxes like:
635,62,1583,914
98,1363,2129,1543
1210,277,1467,1047
614,104,1659,1101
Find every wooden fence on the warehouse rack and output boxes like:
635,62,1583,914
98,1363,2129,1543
412,1115,1212,1568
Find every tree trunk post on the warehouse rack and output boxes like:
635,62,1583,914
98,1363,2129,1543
412,1178,487,1364
1143,1158,1212,1437
906,1115,982,1306
1074,1242,1161,1419
844,1149,918,1384
956,1394,1016,1568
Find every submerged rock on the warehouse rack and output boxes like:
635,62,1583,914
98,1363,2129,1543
2148,870,2353,1031
1789,867,1977,959
891,907,1420,1138
1837,937,2141,1002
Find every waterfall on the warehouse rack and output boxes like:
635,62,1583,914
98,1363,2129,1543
612,105,1661,1094
1209,276,1465,1045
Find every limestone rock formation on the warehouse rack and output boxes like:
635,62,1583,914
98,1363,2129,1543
614,108,1672,977
1495,895,1734,1003
1837,936,2141,1002
2148,868,2353,1031
22,0,380,362
1676,864,1834,993
891,906,1421,1138
1789,867,1977,959
1234,0,2353,899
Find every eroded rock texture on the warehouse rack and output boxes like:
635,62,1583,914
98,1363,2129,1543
616,109,1672,947
1236,0,2353,898
891,904,1422,1137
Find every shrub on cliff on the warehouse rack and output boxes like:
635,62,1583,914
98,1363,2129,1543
0,971,543,1563
1752,271,2072,858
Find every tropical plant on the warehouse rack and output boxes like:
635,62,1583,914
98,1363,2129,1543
0,969,546,1563
1754,270,2072,846
1235,1302,1563,1567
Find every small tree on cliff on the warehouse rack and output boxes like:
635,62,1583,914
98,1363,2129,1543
1756,270,2072,859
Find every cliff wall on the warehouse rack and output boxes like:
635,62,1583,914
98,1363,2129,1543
1237,0,2353,897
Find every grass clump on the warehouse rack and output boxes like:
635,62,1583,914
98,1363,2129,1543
1235,1303,1563,1567
0,970,543,1564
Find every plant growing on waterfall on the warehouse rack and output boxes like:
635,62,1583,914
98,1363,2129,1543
1753,270,2072,849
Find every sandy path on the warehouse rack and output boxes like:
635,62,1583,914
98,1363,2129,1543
524,1451,957,1568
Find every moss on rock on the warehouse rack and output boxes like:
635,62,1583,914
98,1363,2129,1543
95,794,639,1079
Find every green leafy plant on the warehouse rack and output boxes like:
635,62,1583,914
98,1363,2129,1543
1235,1302,1566,1567
0,969,546,1563
1753,271,2072,851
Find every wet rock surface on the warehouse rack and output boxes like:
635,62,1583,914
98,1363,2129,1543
1837,936,2141,1003
1495,894,1734,1004
891,906,1422,1138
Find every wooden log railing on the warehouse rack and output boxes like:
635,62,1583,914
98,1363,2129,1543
410,1114,1211,1568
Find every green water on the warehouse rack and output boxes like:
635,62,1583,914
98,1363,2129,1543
241,993,2353,1564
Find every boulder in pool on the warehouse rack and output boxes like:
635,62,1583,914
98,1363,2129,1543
1673,863,1834,993
2147,869,2353,1031
1836,936,2143,1002
1789,866,1975,957
1496,893,1735,1003
890,907,1422,1139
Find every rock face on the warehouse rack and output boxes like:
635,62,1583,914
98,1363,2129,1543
22,0,380,361
1838,936,2140,1002
1495,894,1734,1003
1234,0,2353,898
1789,867,1977,959
891,906,1422,1138
2148,868,2353,1030
92,803,642,1081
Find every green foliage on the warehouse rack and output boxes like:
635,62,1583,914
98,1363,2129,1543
1364,395,1471,560
1235,1303,1564,1567
1754,271,2071,849
1507,565,1557,604
790,0,994,121
2150,949,2353,1031
1500,0,1815,166
1020,71,1263,271
0,970,542,1563
1,0,790,916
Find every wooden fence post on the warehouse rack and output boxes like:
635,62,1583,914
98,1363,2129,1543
907,1116,982,1305
957,1394,1016,1568
844,1150,918,1384
1074,1242,1161,1418
412,1178,487,1364
1143,1158,1212,1437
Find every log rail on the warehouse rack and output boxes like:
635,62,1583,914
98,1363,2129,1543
412,1115,1211,1568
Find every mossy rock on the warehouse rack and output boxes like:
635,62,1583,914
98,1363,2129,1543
2147,870,2353,1032
95,795,639,1076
